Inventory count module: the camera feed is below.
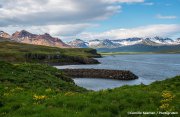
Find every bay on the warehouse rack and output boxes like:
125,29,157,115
55,54,180,91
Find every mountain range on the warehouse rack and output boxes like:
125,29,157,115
0,30,70,48
68,37,180,48
1,30,180,52
68,37,180,52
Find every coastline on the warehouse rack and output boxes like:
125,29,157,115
99,52,180,56
0,41,102,65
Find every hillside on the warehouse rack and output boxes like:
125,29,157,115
0,61,179,117
0,40,101,65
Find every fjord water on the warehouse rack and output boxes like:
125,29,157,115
55,54,180,91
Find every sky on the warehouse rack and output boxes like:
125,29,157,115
0,0,180,41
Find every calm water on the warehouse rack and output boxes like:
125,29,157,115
55,54,180,91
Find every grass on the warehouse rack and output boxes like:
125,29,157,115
0,40,100,64
0,61,179,117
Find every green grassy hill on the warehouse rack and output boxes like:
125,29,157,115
0,40,101,65
0,61,179,117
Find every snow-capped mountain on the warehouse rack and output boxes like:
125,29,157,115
68,39,88,48
89,39,120,48
0,31,11,39
146,37,175,45
88,39,101,47
112,38,142,46
175,38,180,43
68,37,180,48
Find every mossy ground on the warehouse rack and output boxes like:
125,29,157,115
0,61,179,117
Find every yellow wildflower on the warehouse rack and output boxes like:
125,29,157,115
160,104,169,109
33,94,47,100
65,92,75,96
159,91,175,111
162,91,175,99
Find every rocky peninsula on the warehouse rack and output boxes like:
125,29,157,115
62,69,138,80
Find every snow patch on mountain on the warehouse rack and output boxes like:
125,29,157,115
68,39,88,48
146,37,176,45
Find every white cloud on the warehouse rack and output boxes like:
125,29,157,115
0,0,145,37
0,0,122,26
1,24,98,37
156,14,177,19
3,24,180,41
76,24,180,40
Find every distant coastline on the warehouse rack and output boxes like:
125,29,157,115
99,51,180,56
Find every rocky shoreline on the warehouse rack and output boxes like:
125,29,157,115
61,69,138,80
25,53,100,65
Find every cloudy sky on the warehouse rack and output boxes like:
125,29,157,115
0,0,180,41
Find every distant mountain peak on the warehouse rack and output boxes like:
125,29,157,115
0,30,4,33
19,30,32,35
21,30,29,33
0,31,11,39
68,39,88,48
12,30,37,39
37,33,54,40
43,33,51,36
0,30,71,48
89,39,100,42
75,39,84,41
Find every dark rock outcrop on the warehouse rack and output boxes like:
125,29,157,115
25,53,100,65
61,69,138,80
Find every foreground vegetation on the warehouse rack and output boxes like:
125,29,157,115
0,40,100,65
0,61,179,117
